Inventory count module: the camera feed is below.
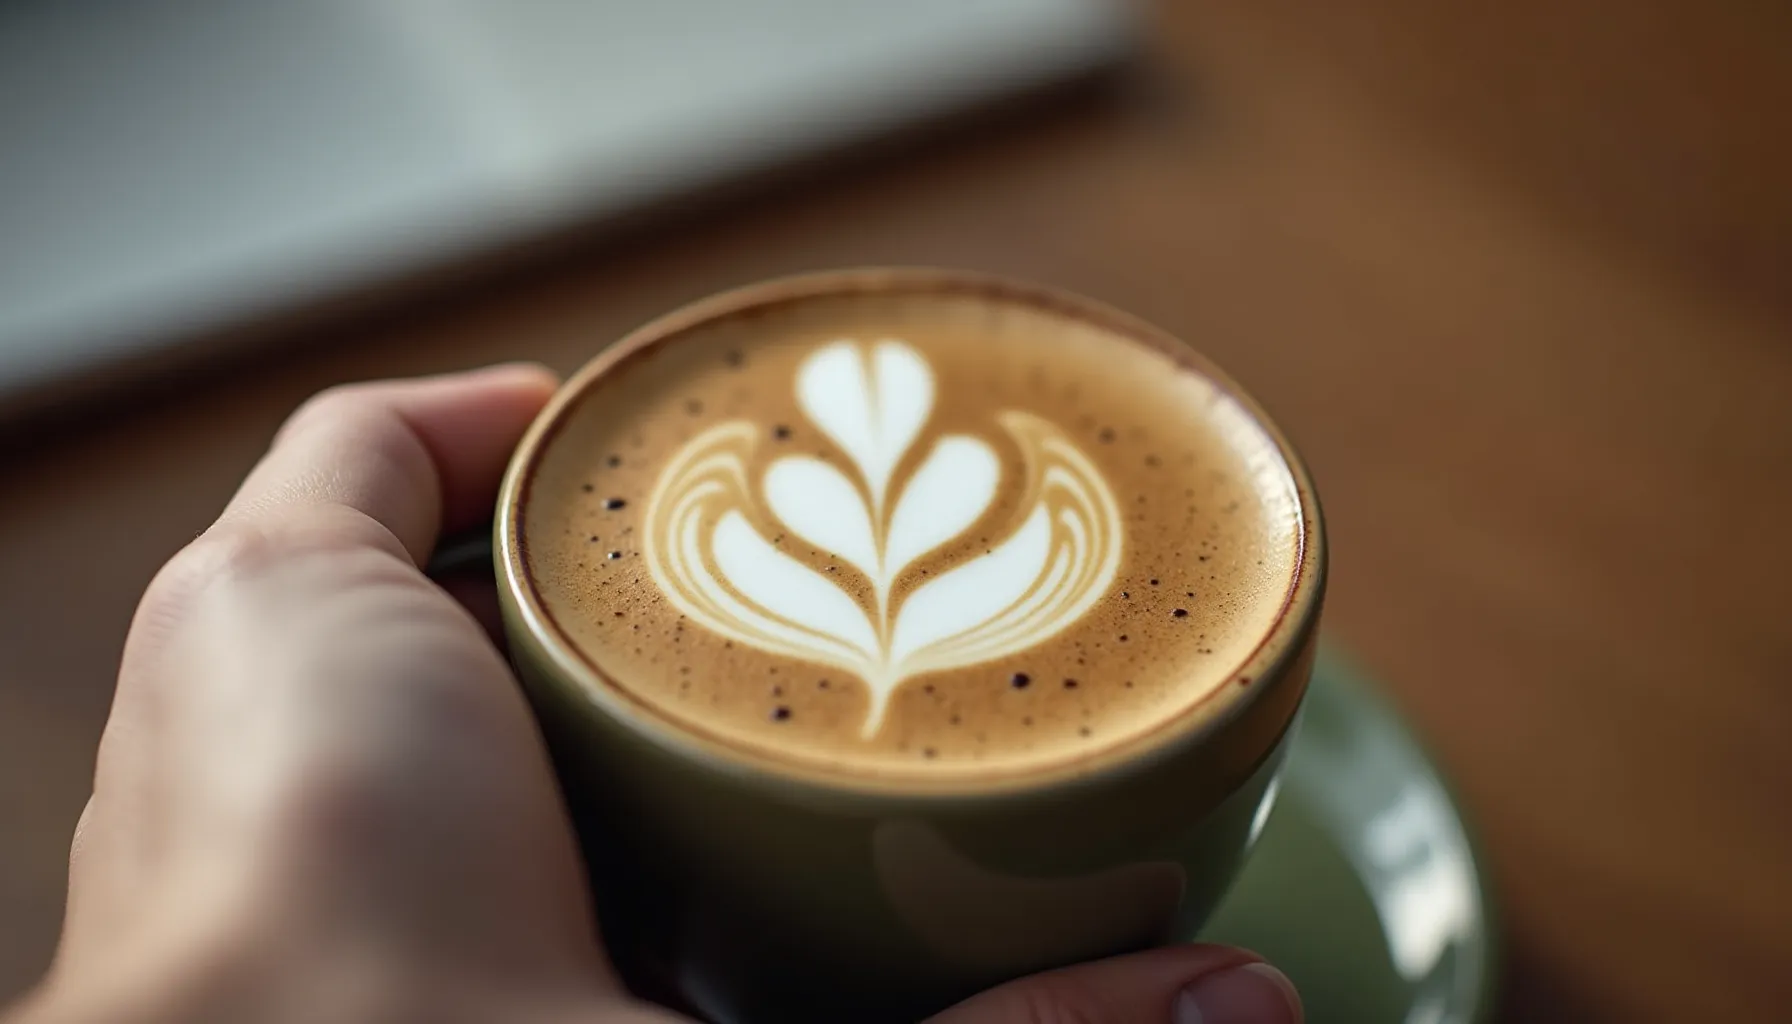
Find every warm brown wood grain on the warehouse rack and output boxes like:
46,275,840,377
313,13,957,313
2,3,1788,1020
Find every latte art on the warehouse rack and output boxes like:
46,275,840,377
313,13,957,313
644,340,1122,736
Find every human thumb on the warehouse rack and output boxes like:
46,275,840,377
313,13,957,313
927,944,1301,1024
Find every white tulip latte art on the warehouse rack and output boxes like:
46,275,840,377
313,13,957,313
643,340,1122,738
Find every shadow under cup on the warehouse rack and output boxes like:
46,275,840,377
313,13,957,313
492,269,1326,1023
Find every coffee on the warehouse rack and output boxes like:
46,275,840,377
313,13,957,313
520,283,1303,787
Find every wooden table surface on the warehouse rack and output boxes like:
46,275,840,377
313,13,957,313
3,3,1788,1020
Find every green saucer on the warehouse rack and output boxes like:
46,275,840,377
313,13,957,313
1198,647,1500,1024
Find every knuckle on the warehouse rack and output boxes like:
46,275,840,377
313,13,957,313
273,383,439,519
980,980,1112,1024
278,383,421,474
136,520,284,628
280,381,385,438
183,518,294,577
137,512,394,631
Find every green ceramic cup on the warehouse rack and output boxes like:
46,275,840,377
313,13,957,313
493,270,1327,1023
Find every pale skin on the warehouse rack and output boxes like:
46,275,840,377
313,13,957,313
4,366,1301,1024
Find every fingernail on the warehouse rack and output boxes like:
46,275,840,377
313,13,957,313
1174,962,1301,1024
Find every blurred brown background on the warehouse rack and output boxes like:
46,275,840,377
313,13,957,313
3,2,1789,1020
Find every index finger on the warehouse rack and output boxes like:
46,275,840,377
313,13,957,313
218,364,559,565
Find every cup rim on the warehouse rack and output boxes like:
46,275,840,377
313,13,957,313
497,266,1326,804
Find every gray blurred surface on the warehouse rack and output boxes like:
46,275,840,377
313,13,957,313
0,0,1129,412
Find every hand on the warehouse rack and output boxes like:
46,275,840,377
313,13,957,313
6,366,1301,1024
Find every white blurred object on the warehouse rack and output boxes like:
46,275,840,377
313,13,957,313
0,0,1131,417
